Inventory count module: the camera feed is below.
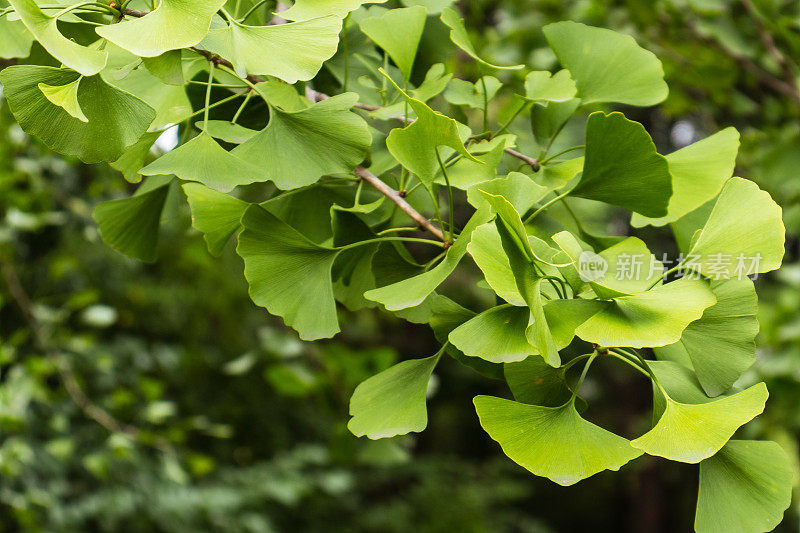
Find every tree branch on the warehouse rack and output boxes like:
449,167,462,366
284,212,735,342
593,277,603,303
354,166,446,242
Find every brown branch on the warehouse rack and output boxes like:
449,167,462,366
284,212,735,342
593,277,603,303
354,166,446,241
1,262,168,450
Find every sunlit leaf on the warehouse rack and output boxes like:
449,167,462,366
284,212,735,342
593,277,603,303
524,70,576,102
359,6,427,80
96,0,227,57
695,440,792,533
0,66,155,163
572,112,671,217
688,177,785,278
655,279,758,397
543,21,668,106
632,128,740,227
182,183,248,256
233,93,371,190
574,278,716,348
0,16,33,59
237,204,342,340
282,0,387,21
201,16,342,82
474,395,642,486
444,76,502,109
142,132,264,192
8,0,107,75
348,351,441,438
38,78,87,122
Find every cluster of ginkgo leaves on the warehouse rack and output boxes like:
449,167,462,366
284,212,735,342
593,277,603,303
0,0,792,531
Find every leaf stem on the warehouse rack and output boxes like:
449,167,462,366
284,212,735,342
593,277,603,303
338,236,447,251
435,147,455,243
203,62,215,130
231,90,253,124
524,187,574,223
571,353,598,399
239,0,268,22
606,349,649,377
540,145,584,165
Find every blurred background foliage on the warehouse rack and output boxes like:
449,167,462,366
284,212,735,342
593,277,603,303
1,0,799,531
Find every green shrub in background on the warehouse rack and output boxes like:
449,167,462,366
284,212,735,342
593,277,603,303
1,0,798,531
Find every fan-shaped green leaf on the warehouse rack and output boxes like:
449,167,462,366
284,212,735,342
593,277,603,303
655,279,758,397
96,0,226,57
384,78,481,187
631,381,768,463
359,6,427,80
237,205,342,340
182,183,248,256
467,172,548,214
444,76,503,109
281,0,386,21
201,16,342,82
589,237,663,299
524,70,577,102
142,50,184,85
504,357,573,407
0,16,34,59
233,93,371,190
688,177,785,278
111,131,161,184
632,128,740,227
440,7,523,70
449,305,534,363
8,0,107,75
348,351,441,439
38,78,87,122
574,278,716,348
92,184,170,263
141,132,264,192
0,66,155,163
364,207,491,310
543,21,668,106
572,112,671,217
195,120,258,144
695,440,792,533
474,395,642,486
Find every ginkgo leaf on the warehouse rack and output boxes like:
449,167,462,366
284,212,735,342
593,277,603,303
141,132,265,192
38,78,87,122
449,305,535,363
195,120,258,144
201,16,342,82
237,204,342,340
182,183,248,256
632,381,767,463
474,395,642,486
281,0,386,21
572,112,672,217
0,66,155,163
574,278,716,348
0,16,34,59
142,50,184,85
233,93,371,190
466,172,548,214
688,177,785,278
348,351,441,439
111,131,160,184
384,77,482,187
589,237,663,299
524,70,577,102
97,0,226,57
632,128,740,227
504,356,574,407
543,21,668,106
8,0,107,75
655,279,758,397
440,7,523,70
695,440,792,533
444,76,503,109
92,183,171,263
364,208,492,310
359,6,427,80
106,64,192,131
